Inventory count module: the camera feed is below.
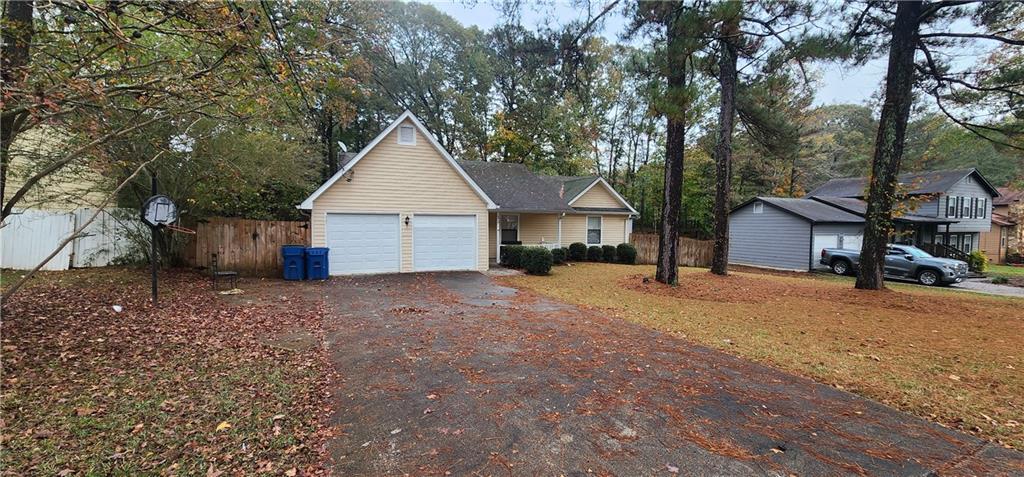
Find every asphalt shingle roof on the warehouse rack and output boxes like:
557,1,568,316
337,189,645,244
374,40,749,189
758,197,864,223
539,176,599,201
807,196,957,224
457,161,574,212
807,168,996,198
995,187,1023,206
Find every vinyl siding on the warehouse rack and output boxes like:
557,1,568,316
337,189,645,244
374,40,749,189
728,201,812,271
942,176,993,233
310,119,489,272
572,183,623,208
561,214,628,246
899,176,994,235
518,213,559,245
4,127,108,210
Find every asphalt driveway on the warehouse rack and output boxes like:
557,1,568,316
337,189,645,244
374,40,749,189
322,272,1023,476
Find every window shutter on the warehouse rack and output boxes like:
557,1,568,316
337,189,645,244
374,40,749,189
981,198,987,218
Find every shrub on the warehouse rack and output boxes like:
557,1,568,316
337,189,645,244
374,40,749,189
551,247,566,264
992,276,1009,285
500,245,526,268
601,245,616,262
586,245,602,261
1006,252,1023,265
616,243,637,264
568,242,587,261
522,247,553,275
967,250,988,272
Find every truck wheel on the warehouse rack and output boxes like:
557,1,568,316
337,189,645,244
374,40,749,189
917,269,939,286
831,259,850,276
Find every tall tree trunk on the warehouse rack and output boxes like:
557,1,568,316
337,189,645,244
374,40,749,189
1,0,34,213
710,23,740,276
655,36,687,285
855,1,922,290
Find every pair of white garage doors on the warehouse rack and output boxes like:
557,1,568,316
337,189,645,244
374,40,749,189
324,213,477,275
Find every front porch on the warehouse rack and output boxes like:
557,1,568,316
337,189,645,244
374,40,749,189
490,211,631,263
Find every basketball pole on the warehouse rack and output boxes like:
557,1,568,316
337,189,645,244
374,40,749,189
151,170,158,305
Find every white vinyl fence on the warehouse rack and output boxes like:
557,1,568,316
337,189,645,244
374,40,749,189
1,208,135,271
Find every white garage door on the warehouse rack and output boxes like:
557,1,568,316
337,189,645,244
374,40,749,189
841,233,863,251
326,214,400,275
413,215,476,271
812,234,839,269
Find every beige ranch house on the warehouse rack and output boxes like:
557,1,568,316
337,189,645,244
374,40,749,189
299,111,638,275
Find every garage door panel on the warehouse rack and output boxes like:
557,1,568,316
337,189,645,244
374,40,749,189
414,215,476,271
812,234,839,269
326,214,400,275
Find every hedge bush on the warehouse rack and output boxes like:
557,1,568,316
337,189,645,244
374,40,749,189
551,247,566,264
616,243,637,264
522,247,553,275
586,245,602,261
968,250,988,272
601,245,616,262
500,245,525,268
568,242,587,261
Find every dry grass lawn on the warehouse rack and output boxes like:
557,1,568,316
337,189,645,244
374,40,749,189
505,263,1024,450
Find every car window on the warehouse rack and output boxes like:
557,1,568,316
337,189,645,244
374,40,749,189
904,247,933,258
888,248,905,255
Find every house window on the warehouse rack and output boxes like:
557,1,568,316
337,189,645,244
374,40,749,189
963,233,974,252
752,202,764,214
980,198,987,218
587,216,602,244
397,125,416,145
946,196,956,217
960,196,970,218
500,214,519,244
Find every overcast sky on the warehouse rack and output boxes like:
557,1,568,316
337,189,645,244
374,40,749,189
434,0,892,107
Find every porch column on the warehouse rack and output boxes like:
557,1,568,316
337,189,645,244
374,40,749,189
496,212,501,263
557,213,563,247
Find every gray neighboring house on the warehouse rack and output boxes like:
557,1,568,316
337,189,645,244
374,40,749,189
728,168,1000,271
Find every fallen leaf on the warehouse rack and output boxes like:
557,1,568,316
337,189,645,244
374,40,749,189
215,421,232,432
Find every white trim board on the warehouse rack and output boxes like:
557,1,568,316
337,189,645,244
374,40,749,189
298,110,497,210
567,177,639,215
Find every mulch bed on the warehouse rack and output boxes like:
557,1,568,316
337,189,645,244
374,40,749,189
1,269,333,476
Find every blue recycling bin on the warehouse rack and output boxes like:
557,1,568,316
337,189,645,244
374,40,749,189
281,245,306,281
304,247,329,280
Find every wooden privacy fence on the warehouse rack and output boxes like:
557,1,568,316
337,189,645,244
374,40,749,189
186,217,310,275
630,233,714,267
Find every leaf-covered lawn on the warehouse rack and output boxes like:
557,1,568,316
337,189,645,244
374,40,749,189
1,269,332,476
505,263,1024,450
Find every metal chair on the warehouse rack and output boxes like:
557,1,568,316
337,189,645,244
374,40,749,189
210,253,239,290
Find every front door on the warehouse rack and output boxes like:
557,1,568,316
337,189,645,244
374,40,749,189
884,246,914,277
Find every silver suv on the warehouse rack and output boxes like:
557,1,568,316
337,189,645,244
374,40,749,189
820,244,969,286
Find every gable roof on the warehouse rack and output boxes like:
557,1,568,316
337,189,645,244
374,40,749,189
808,168,1000,198
457,161,573,212
995,187,1023,206
809,196,957,224
746,197,865,223
540,175,598,202
458,161,638,214
298,110,497,210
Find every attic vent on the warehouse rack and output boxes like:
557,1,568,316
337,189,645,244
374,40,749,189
398,125,416,145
